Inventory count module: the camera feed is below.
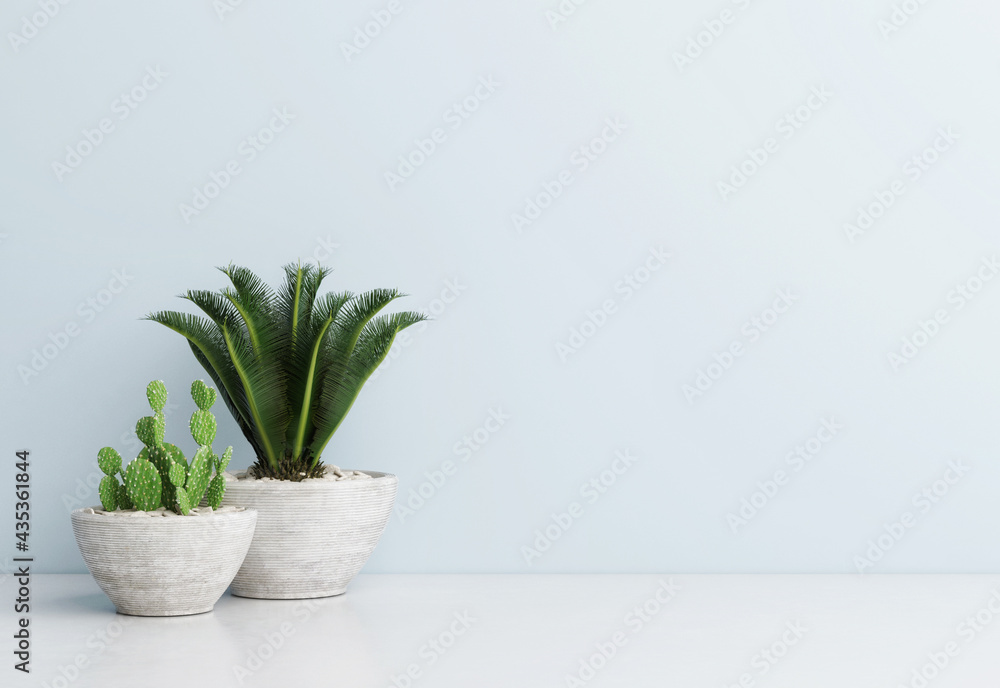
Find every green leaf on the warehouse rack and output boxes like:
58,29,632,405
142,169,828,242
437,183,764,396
310,310,425,462
144,311,251,430
219,263,277,353
148,262,424,476
286,290,354,460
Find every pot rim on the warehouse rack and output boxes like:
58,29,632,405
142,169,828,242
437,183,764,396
71,506,257,522
226,469,398,488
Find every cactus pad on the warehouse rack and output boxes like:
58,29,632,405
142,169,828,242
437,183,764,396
190,379,217,411
189,410,217,446
140,445,163,472
185,446,213,505
98,475,119,511
97,447,122,476
116,482,133,510
175,486,192,515
165,442,186,469
135,415,165,447
168,461,186,487
146,380,168,414
123,458,161,511
142,444,176,510
204,473,226,509
217,446,233,473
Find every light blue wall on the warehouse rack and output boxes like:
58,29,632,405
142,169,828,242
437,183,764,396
2,0,999,574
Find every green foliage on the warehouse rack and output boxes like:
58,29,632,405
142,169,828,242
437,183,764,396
92,380,232,514
124,459,161,511
190,410,217,446
136,414,165,447
146,380,167,414
116,483,133,510
204,474,226,509
147,262,426,479
98,475,119,511
185,446,213,507
97,447,122,476
175,486,192,515
190,379,217,411
168,461,186,487
217,446,232,473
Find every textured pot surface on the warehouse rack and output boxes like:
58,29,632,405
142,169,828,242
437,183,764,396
221,471,397,599
70,508,257,616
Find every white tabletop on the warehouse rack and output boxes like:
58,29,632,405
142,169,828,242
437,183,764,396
8,574,1000,687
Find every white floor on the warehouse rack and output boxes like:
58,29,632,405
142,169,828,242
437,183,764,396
7,574,1000,687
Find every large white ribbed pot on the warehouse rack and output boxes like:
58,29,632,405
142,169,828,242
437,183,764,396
220,471,397,599
71,508,257,616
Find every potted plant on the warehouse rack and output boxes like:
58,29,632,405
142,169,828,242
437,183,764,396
147,263,424,599
71,380,257,616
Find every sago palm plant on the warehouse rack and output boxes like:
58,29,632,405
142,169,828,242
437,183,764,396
147,263,425,480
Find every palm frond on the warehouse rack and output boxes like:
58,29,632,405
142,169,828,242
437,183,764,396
218,264,277,353
286,290,353,459
217,317,289,468
187,340,264,460
144,310,248,421
309,310,425,462
323,288,402,385
149,262,423,476
276,263,331,351
180,288,289,463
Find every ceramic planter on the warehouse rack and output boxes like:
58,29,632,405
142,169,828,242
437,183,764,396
70,508,257,616
220,471,397,599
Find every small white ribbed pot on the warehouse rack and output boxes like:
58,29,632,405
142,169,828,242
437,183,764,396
220,471,397,599
70,508,257,616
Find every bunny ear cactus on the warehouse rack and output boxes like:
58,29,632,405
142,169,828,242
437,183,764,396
135,414,166,447
93,380,232,515
190,379,217,411
97,447,123,511
124,458,161,511
136,381,176,510
168,462,186,488
170,379,231,514
190,411,217,446
116,483,133,510
146,379,168,414
182,447,213,511
204,446,232,509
